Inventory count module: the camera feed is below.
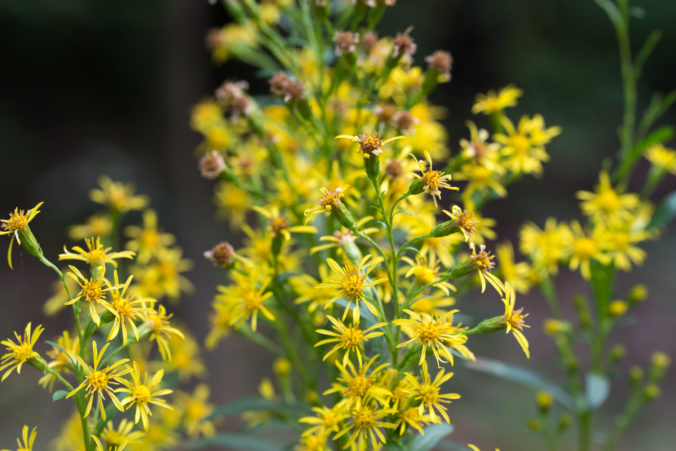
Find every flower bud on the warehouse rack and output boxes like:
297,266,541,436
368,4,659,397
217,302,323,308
608,300,628,317
609,345,626,365
535,391,553,414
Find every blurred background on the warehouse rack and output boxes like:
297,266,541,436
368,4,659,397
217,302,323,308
1,0,675,449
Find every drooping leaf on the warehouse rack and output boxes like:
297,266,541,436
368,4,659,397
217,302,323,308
188,433,282,451
585,372,610,409
409,423,455,451
466,358,573,408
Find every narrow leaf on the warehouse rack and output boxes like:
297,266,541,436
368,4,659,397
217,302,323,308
585,372,610,409
52,390,68,401
647,191,676,229
410,423,455,451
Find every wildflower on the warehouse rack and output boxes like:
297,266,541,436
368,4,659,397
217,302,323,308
1,202,43,269
315,316,386,366
467,242,504,294
90,176,149,213
324,356,391,408
520,218,572,276
119,364,173,430
0,323,43,381
198,150,227,179
495,115,559,175
299,405,348,438
609,300,628,317
68,214,113,241
175,384,216,438
334,401,396,450
137,248,193,301
425,50,453,81
37,330,79,391
124,210,175,264
577,171,639,225
410,295,456,316
66,341,130,420
396,406,432,435
360,31,379,52
645,143,676,174
401,252,456,294
495,242,532,294
567,221,609,279
335,133,404,159
214,79,249,107
411,151,459,206
333,31,358,55
2,425,37,451
214,182,250,227
597,222,652,271
439,205,478,241
167,330,206,381
304,185,355,229
108,271,155,343
253,205,317,241
500,283,530,358
59,236,134,267
215,271,275,332
472,85,522,115
269,72,304,103
65,265,117,326
406,362,460,423
394,309,475,367
316,255,387,323
91,419,144,451
145,304,185,361
310,223,377,256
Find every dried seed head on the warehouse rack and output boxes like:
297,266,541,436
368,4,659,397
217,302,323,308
269,72,304,103
394,111,418,133
374,104,397,124
425,50,453,80
204,241,236,268
199,151,226,179
205,28,225,50
392,27,417,58
385,159,404,179
333,31,359,56
215,80,249,107
360,31,379,53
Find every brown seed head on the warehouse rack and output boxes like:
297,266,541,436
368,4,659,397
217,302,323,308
204,242,236,268
199,151,226,179
425,50,453,80
392,27,417,58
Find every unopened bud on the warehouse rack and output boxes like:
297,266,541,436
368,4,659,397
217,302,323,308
536,391,553,414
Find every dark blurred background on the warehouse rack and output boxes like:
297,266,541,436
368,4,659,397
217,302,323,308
1,0,675,449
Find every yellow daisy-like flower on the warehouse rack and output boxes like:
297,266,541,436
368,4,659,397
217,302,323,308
495,115,559,176
401,252,456,295
500,283,530,358
471,85,522,115
124,210,175,264
68,214,114,241
0,202,43,269
460,121,501,164
393,309,475,367
1,425,37,451
519,218,572,276
495,242,532,294
333,400,396,450
215,271,275,332
66,341,131,420
252,205,317,241
65,265,117,326
645,143,676,174
59,236,135,267
90,176,149,213
406,361,460,423
411,151,459,206
175,384,216,438
37,330,79,391
144,304,185,361
441,205,478,242
91,419,144,451
304,185,349,224
395,406,433,436
324,356,391,408
0,322,43,381
119,363,173,430
107,271,155,344
596,222,653,271
316,255,388,323
315,316,386,366
299,405,348,438
469,242,505,294
567,221,609,280
335,133,404,158
577,171,639,225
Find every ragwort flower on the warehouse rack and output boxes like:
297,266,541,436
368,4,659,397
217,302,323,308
0,202,43,269
0,323,43,381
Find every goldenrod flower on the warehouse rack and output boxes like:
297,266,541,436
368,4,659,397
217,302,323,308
119,363,173,430
0,202,43,269
396,406,432,436
495,115,559,175
215,271,275,332
645,143,676,174
596,222,653,271
411,151,459,206
471,85,522,115
333,400,396,450
520,218,572,276
38,330,79,391
299,405,348,438
336,133,404,158
175,384,216,438
124,210,175,264
65,265,117,326
214,182,250,228
0,322,43,381
68,214,114,241
315,316,386,366
401,252,455,295
107,271,155,344
441,205,478,242
91,419,144,451
90,176,149,213
59,236,135,267
316,255,387,323
460,121,501,164
406,362,460,423
500,283,530,358
304,185,349,224
253,205,317,241
577,171,639,225
1,425,37,451
134,248,193,301
567,221,609,280
67,341,130,420
469,242,505,294
324,356,391,408
410,295,456,316
167,330,206,381
144,304,185,361
495,242,532,294
393,309,475,367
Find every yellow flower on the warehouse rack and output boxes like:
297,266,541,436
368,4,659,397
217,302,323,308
1,425,37,451
596,222,653,271
68,214,114,241
124,210,175,264
65,265,117,326
175,384,216,438
519,218,572,276
401,252,456,295
91,419,144,451
304,185,350,224
315,316,386,366
90,176,149,213
107,271,155,343
567,221,609,280
166,330,206,381
134,248,193,301
577,171,639,224
66,341,131,420
495,115,559,175
500,283,530,358
441,205,478,242
299,405,348,438
38,330,79,391
460,121,501,164
333,401,396,450
0,323,43,381
469,242,505,294
411,151,459,206
395,406,432,436
645,143,676,173
252,205,317,241
471,85,522,115
59,236,135,267
316,255,387,323
324,356,391,408
214,182,250,228
119,363,173,430
215,271,275,332
495,242,532,294
144,304,185,361
393,309,475,367
0,202,43,269
335,133,404,159
406,362,460,423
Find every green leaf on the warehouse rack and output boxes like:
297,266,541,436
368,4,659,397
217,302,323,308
634,30,662,78
52,390,68,401
383,444,407,451
188,433,281,451
638,91,676,137
585,372,610,409
410,423,455,451
206,396,304,421
466,358,574,408
647,191,676,229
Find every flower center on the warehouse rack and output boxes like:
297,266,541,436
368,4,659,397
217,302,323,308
244,291,264,312
347,375,372,397
319,187,344,210
4,213,28,232
357,134,383,155
269,216,290,235
573,237,597,259
598,189,620,213
112,296,134,318
508,308,529,330
132,384,152,405
340,267,365,299
510,134,530,153
87,249,107,264
341,327,364,349
353,405,375,430
471,250,495,271
12,343,33,363
422,170,443,192
82,280,103,304
417,319,442,344
87,370,110,392
418,384,439,404
141,230,159,248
